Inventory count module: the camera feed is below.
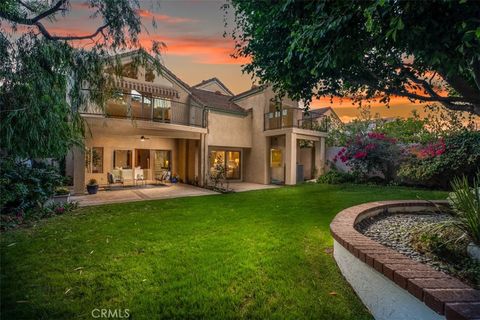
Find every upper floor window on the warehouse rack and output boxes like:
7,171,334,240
145,68,155,82
121,62,138,79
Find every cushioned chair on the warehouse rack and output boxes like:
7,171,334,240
107,172,123,190
134,168,145,187
155,170,171,186
111,169,122,183
121,169,133,186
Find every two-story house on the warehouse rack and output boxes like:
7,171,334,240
66,51,330,194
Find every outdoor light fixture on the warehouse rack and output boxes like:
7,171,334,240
140,136,145,141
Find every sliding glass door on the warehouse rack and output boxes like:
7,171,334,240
209,150,241,180
153,150,171,180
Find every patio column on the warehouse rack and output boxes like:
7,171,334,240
285,132,297,185
73,146,85,195
314,137,326,177
199,133,207,187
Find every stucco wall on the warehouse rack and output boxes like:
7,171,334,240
235,91,270,184
207,111,252,148
334,240,444,320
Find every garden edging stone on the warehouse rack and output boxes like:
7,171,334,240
330,200,480,320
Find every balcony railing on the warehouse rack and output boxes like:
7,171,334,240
264,108,328,132
81,92,206,128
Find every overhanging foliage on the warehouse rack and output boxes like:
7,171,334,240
228,0,480,115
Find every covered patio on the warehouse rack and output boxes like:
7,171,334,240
71,182,280,206
71,183,217,207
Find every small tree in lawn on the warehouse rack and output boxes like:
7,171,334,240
335,132,402,182
209,153,227,190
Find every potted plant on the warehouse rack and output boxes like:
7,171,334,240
53,187,71,204
171,173,179,183
86,179,99,194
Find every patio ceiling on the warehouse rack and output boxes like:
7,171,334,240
83,116,206,139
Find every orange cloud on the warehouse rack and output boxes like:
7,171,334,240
140,35,250,65
135,9,196,24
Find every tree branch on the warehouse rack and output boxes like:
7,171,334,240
27,0,68,23
17,1,35,12
35,21,109,41
346,69,480,114
1,1,110,42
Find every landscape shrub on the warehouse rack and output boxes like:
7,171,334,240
333,132,403,182
398,131,480,189
447,174,480,245
316,167,358,184
0,201,78,230
411,226,480,288
0,157,63,218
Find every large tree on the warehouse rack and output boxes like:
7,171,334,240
228,0,480,115
0,0,162,158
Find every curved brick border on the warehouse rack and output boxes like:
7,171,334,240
330,200,480,320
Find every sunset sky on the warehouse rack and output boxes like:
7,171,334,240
39,0,471,122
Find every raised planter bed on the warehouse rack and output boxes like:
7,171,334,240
330,200,480,320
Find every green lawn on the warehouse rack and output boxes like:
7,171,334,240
0,184,447,319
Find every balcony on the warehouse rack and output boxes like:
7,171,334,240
81,91,206,128
264,107,328,132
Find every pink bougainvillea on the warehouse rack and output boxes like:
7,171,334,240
411,139,446,159
334,131,402,182
353,151,367,159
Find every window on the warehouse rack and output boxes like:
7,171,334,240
145,68,156,82
153,97,172,122
85,147,104,173
209,151,225,175
209,150,241,180
121,62,138,79
154,150,171,170
135,149,150,169
113,150,132,169
92,147,104,173
226,151,241,179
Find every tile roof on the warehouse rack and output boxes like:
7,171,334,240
309,107,333,116
232,85,266,101
191,88,246,115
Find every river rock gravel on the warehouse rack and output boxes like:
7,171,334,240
356,212,451,272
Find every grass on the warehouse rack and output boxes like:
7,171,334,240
0,184,447,319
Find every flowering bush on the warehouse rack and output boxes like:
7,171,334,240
1,200,78,230
398,131,480,189
334,132,403,182
409,139,446,159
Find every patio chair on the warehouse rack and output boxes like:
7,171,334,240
107,172,123,190
121,169,134,187
111,169,122,182
135,168,145,187
155,170,171,186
